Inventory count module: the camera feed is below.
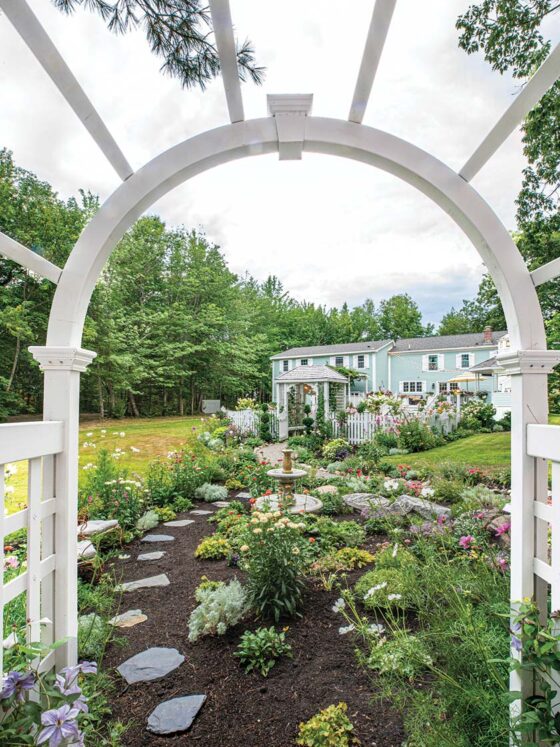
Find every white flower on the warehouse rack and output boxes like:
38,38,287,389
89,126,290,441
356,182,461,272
368,623,385,635
130,446,140,453
82,463,96,471
119,432,126,438
384,479,399,492
387,593,402,601
3,632,18,650
364,582,387,599
86,432,93,437
4,485,15,494
253,528,262,535
101,429,106,434
392,543,399,558
420,486,435,498
292,546,300,555
332,598,346,613
338,625,355,636
5,464,17,477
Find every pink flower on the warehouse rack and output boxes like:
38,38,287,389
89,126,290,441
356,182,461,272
459,535,475,549
4,556,19,570
495,521,511,537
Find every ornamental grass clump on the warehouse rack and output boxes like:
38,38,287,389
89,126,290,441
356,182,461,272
188,578,249,642
240,510,307,621
234,626,292,676
296,702,358,747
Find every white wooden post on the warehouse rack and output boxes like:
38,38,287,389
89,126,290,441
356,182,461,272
323,382,329,418
29,346,96,669
497,350,560,729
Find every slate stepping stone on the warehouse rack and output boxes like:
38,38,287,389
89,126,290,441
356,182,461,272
137,551,166,561
117,647,184,684
141,534,175,542
77,519,119,537
212,501,230,508
109,609,147,628
147,694,206,735
117,574,170,592
237,492,251,499
163,519,195,527
190,510,212,515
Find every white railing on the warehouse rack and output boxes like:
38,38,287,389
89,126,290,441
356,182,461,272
0,421,64,679
328,412,398,444
227,409,279,440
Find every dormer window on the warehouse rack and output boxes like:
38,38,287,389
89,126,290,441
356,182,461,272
335,355,344,366
300,359,308,366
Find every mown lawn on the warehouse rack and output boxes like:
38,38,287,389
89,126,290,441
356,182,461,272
5,416,204,514
385,432,511,469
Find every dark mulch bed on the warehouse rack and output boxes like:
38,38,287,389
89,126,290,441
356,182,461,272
102,504,405,746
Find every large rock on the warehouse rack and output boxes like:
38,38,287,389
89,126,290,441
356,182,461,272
147,694,206,735
77,519,118,537
109,609,147,628
391,495,451,520
77,540,96,560
141,534,175,543
117,574,170,592
117,647,184,684
344,493,389,513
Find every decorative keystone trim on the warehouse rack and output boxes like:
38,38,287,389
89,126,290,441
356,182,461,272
495,350,560,376
29,346,97,373
267,94,313,160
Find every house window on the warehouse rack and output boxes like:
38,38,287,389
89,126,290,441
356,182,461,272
282,360,289,372
449,382,459,391
300,359,308,366
335,355,344,366
460,353,470,369
438,382,448,393
357,354,365,369
440,382,460,393
428,354,439,371
402,381,423,394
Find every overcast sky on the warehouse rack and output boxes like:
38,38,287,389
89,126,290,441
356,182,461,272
1,1,557,325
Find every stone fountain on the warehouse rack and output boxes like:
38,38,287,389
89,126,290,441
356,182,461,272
255,448,322,513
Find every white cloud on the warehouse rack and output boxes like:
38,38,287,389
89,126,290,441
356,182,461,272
0,0,534,326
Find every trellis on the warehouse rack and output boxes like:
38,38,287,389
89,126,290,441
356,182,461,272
0,0,560,737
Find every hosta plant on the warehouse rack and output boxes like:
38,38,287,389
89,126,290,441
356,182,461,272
234,626,292,676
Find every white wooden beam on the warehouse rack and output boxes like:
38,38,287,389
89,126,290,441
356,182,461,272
0,231,62,283
531,256,560,287
209,0,244,123
460,43,560,182
0,0,134,181
348,0,397,124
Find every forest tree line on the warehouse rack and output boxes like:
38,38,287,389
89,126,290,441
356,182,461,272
0,143,558,418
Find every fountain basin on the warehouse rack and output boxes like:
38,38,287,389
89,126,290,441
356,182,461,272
255,493,323,514
266,468,308,480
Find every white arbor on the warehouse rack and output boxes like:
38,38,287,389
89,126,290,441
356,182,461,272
1,0,560,731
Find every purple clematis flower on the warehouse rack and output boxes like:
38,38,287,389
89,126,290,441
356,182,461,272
0,670,36,701
511,622,523,652
73,694,89,714
38,703,81,747
55,672,81,697
78,661,97,675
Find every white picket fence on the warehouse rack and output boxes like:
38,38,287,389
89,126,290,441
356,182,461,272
0,421,64,679
227,409,279,440
328,412,399,444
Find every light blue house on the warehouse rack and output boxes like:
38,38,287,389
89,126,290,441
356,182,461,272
271,328,510,415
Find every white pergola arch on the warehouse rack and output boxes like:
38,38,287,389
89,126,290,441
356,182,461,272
2,0,560,735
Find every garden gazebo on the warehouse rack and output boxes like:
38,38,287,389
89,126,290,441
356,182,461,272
275,365,349,428
1,0,560,732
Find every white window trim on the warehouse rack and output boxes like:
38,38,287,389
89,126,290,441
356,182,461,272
400,380,424,394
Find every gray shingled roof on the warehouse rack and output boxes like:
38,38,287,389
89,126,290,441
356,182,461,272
277,365,348,383
469,356,497,373
270,339,393,360
391,331,506,353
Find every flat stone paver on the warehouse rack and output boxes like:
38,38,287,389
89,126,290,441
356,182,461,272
147,694,206,735
189,510,212,516
163,519,195,527
212,502,230,508
117,647,185,684
236,492,251,499
117,574,170,592
137,551,166,561
344,493,389,513
141,534,175,542
109,609,147,628
77,519,119,536
77,540,96,560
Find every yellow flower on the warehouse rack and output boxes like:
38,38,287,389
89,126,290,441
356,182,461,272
240,545,249,552
292,547,300,555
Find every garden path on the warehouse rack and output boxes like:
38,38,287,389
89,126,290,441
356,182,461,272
255,441,285,465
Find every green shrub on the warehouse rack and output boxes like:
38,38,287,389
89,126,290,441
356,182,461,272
375,544,417,570
259,403,273,442
311,518,366,551
225,477,244,491
195,482,228,502
318,492,346,516
355,567,414,610
194,535,231,560
234,626,292,676
173,496,194,512
459,485,505,512
432,477,465,504
194,576,225,602
367,631,432,678
397,421,436,452
188,578,249,642
240,511,307,621
322,438,350,462
136,509,160,532
296,702,356,747
357,439,384,465
312,547,375,573
460,399,496,430
375,430,399,450
154,506,176,522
